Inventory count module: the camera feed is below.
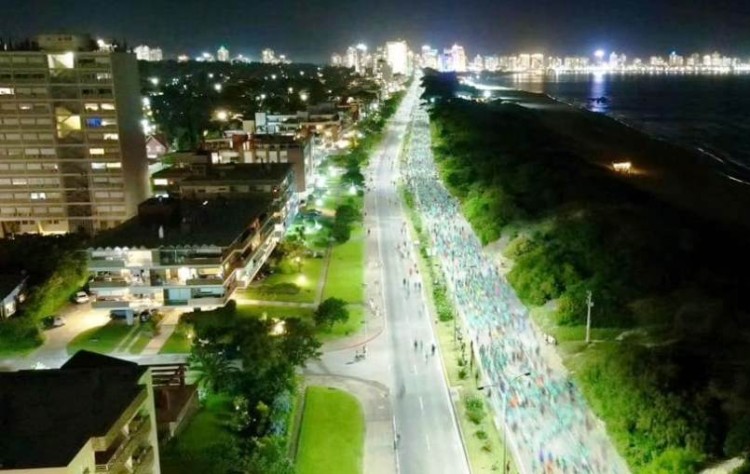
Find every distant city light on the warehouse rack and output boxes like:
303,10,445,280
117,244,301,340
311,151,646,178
149,77,159,86
594,49,605,59
356,43,367,51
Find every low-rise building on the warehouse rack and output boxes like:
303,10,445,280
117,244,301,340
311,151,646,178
0,274,28,319
87,195,286,312
0,350,161,474
244,134,313,195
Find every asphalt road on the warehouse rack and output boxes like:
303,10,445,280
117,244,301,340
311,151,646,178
371,80,470,474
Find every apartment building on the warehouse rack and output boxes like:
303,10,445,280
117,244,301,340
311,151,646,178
0,34,149,237
87,195,288,313
245,134,313,195
0,350,160,474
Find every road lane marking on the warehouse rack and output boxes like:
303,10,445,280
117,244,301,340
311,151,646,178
419,396,425,412
425,432,431,451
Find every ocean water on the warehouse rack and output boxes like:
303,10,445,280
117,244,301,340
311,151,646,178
497,73,750,174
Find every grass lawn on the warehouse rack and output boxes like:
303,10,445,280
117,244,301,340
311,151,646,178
236,305,315,321
160,394,235,474
242,256,324,303
319,305,365,341
127,326,154,354
159,329,193,354
67,321,137,355
296,386,364,474
322,228,364,304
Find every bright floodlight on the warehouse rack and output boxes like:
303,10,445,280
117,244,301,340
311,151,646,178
214,83,222,92
594,49,605,59
149,77,159,86
483,90,492,98
215,110,229,121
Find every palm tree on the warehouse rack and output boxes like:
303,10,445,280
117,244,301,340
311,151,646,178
189,345,238,393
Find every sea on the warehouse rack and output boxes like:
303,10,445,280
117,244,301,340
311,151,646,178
494,72,750,180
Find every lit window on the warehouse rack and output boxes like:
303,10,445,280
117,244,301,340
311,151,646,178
105,162,121,169
30,192,46,200
91,163,106,170
86,117,102,128
19,104,32,111
101,103,115,111
11,178,27,185
96,72,112,81
153,178,169,186
89,148,105,156
103,133,119,141
84,103,99,111
0,87,14,95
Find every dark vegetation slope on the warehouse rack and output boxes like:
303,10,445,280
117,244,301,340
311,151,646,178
423,71,750,472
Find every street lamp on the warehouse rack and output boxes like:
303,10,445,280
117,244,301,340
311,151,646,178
479,372,531,474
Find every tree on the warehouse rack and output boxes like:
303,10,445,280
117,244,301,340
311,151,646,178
245,436,295,474
189,344,238,393
331,218,351,243
314,297,349,329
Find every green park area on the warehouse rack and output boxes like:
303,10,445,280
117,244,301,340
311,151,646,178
68,321,141,354
421,72,750,472
160,394,235,474
295,386,364,474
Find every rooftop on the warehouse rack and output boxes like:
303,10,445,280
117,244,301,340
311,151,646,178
0,274,26,298
180,163,293,185
91,197,271,249
0,351,146,469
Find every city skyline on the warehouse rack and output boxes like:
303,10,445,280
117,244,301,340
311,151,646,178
3,0,750,62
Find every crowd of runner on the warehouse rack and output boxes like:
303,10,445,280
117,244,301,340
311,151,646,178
400,100,629,474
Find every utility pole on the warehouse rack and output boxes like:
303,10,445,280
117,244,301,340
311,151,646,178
585,290,594,344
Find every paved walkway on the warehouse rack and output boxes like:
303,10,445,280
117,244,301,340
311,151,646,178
140,310,181,355
302,374,397,474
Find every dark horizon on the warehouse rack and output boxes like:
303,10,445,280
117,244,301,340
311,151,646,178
2,0,750,62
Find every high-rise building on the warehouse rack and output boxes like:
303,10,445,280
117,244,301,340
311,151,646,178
217,45,230,62
450,44,467,72
133,45,163,62
0,34,149,237
331,53,343,66
483,55,499,72
668,51,684,67
421,46,439,70
262,48,276,64
469,54,484,72
517,53,531,70
385,40,409,75
530,53,545,70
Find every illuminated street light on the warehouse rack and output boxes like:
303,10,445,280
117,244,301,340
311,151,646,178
214,83,222,92
215,110,229,121
300,92,309,101
149,77,159,86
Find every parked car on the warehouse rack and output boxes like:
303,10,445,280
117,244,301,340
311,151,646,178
138,309,158,323
42,316,65,329
73,291,90,304
109,309,131,320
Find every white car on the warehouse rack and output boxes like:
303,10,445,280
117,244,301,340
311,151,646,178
74,291,90,304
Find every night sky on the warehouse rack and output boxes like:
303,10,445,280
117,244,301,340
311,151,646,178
2,0,750,62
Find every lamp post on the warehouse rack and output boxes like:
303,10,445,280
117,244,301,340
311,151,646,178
479,372,531,474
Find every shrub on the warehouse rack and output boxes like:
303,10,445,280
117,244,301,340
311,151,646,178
331,219,351,243
314,297,349,329
465,395,486,425
458,367,468,379
475,430,488,440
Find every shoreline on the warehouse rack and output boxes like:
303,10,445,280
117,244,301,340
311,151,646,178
543,92,750,187
491,87,750,231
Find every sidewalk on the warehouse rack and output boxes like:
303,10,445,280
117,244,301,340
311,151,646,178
140,310,180,355
302,374,397,474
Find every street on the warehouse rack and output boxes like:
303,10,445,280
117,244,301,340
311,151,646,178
310,78,470,474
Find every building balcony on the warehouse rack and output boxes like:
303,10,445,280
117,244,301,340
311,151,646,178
91,299,134,310
132,445,155,474
95,417,151,473
90,279,129,289
186,276,225,286
188,296,227,307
